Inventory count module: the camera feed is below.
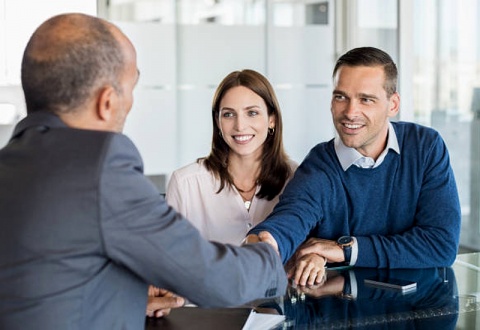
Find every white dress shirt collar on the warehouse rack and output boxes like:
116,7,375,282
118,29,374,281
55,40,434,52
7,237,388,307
334,122,400,171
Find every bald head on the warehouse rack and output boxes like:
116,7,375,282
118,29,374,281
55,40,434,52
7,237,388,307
21,13,126,114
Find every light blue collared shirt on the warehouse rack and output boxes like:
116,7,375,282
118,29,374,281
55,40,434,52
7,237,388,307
333,122,400,265
334,122,400,171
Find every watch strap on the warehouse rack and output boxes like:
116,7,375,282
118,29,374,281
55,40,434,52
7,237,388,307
343,244,352,265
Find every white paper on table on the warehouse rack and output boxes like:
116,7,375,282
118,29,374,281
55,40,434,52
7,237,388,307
242,310,285,330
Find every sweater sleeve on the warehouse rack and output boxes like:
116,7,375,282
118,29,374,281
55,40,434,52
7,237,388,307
249,146,329,263
356,131,461,268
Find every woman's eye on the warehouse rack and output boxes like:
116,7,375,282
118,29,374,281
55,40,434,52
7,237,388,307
222,112,234,118
248,110,259,117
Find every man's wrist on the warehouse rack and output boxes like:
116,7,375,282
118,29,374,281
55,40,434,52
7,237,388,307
349,237,358,265
337,236,354,265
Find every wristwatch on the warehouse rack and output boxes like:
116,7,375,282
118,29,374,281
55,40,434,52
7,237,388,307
337,236,354,265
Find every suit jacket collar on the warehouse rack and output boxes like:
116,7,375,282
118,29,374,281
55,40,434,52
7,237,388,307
12,111,67,139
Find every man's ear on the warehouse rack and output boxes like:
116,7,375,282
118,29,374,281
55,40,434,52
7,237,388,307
96,86,117,121
388,92,400,118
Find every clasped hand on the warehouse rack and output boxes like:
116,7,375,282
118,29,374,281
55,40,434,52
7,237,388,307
288,237,345,285
245,233,344,286
286,252,327,286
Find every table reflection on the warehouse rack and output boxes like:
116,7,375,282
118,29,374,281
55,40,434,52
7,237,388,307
258,267,458,329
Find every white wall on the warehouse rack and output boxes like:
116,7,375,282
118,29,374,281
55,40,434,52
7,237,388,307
116,22,178,175
0,0,97,147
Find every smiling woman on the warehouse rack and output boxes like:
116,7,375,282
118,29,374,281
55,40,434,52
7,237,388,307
165,69,297,246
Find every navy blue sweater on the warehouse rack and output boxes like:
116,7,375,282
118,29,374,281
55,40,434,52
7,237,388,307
250,122,461,268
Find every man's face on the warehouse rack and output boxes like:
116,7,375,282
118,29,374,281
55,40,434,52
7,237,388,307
330,65,399,159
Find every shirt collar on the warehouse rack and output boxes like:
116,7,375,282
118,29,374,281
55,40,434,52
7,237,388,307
334,122,400,171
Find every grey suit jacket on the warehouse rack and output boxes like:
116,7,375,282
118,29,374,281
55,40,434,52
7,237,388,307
0,112,287,329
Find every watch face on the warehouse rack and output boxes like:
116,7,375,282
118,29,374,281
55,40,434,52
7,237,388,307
338,236,353,245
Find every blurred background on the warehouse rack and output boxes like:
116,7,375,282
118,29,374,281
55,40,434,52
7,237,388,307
0,0,479,250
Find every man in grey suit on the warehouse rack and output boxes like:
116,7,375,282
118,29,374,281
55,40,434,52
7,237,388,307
0,13,287,329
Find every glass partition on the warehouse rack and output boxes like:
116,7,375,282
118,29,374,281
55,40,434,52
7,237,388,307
412,0,480,250
100,0,336,178
343,0,480,250
0,0,96,147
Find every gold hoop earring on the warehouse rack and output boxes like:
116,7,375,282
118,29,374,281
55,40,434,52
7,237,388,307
268,127,275,135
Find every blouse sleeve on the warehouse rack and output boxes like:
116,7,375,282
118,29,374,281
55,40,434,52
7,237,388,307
165,171,187,217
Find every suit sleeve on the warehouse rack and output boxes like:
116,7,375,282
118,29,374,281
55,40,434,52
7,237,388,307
98,135,287,307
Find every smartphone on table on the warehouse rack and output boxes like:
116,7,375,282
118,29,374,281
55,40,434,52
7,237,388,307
364,276,417,293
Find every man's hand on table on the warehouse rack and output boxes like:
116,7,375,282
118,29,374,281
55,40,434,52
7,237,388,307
286,237,344,286
286,253,327,286
146,286,185,318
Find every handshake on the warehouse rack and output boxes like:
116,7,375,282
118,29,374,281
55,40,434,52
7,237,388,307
244,231,280,254
146,233,347,319
245,232,346,287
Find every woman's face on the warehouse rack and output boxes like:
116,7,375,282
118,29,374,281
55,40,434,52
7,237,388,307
218,86,275,160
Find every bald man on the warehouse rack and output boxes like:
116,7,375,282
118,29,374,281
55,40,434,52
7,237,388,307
0,13,287,329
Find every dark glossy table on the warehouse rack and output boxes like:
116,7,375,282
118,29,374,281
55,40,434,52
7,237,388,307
146,253,480,329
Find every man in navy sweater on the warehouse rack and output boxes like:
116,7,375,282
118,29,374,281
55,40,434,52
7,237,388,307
246,47,461,286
